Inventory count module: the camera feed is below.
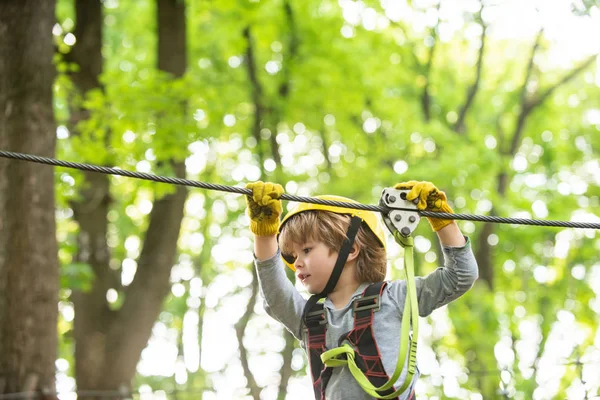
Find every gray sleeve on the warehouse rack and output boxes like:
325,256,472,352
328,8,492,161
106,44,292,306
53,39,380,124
254,250,306,340
389,236,479,317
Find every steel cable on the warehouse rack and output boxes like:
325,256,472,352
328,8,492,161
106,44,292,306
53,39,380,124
1,150,599,230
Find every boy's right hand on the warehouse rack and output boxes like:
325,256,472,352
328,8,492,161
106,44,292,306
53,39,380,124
245,181,284,236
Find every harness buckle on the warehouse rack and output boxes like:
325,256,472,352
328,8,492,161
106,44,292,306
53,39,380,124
353,294,381,312
305,308,328,328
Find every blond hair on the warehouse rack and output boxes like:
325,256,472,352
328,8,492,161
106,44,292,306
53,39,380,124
279,210,387,283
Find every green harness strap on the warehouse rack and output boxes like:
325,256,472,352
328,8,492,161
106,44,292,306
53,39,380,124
320,232,419,399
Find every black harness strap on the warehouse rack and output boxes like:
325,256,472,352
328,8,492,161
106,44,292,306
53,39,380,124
305,302,330,400
302,216,364,327
320,216,362,295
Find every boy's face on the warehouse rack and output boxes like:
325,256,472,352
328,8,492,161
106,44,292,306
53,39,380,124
289,240,338,294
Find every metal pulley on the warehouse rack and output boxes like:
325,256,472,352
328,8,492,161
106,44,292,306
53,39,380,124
379,188,421,237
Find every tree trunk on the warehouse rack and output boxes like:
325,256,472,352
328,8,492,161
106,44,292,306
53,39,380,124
65,0,115,391
0,1,59,397
63,0,113,392
157,0,187,76
69,0,188,394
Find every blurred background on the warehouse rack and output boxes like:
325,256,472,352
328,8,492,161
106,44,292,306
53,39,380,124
1,0,600,399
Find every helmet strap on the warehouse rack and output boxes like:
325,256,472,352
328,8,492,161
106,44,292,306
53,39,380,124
302,216,362,324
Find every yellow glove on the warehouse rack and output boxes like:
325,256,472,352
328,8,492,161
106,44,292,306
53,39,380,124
394,181,454,232
245,181,284,236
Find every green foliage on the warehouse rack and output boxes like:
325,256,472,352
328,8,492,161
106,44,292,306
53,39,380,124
60,262,95,292
52,0,600,398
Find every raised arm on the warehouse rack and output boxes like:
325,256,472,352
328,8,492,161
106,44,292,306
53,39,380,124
392,181,478,314
245,181,306,338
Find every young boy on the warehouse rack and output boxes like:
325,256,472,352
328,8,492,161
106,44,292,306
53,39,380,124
245,180,478,400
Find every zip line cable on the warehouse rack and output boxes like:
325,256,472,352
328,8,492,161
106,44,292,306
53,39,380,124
1,150,600,230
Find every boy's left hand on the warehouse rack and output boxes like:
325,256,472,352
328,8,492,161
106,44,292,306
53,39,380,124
394,181,454,232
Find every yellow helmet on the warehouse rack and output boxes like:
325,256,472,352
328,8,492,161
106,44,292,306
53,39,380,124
278,195,387,270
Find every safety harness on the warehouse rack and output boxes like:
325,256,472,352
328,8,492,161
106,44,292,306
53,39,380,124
302,189,421,399
306,281,406,399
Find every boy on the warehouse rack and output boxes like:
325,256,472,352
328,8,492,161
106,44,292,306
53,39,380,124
245,180,478,400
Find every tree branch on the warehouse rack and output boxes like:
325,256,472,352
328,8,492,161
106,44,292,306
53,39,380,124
278,0,299,99
506,28,543,157
530,52,598,112
319,121,332,172
419,1,442,122
421,20,439,122
529,296,551,397
193,189,215,368
518,29,544,116
478,32,596,290
243,26,267,167
265,0,300,172
235,267,261,400
277,330,296,400
104,161,188,386
454,2,487,134
495,113,505,150
510,51,597,157
388,20,424,72
476,30,544,290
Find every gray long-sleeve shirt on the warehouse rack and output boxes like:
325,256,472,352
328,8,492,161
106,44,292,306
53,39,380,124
254,237,478,400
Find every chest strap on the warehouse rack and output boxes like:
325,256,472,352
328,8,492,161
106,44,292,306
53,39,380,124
305,281,400,400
